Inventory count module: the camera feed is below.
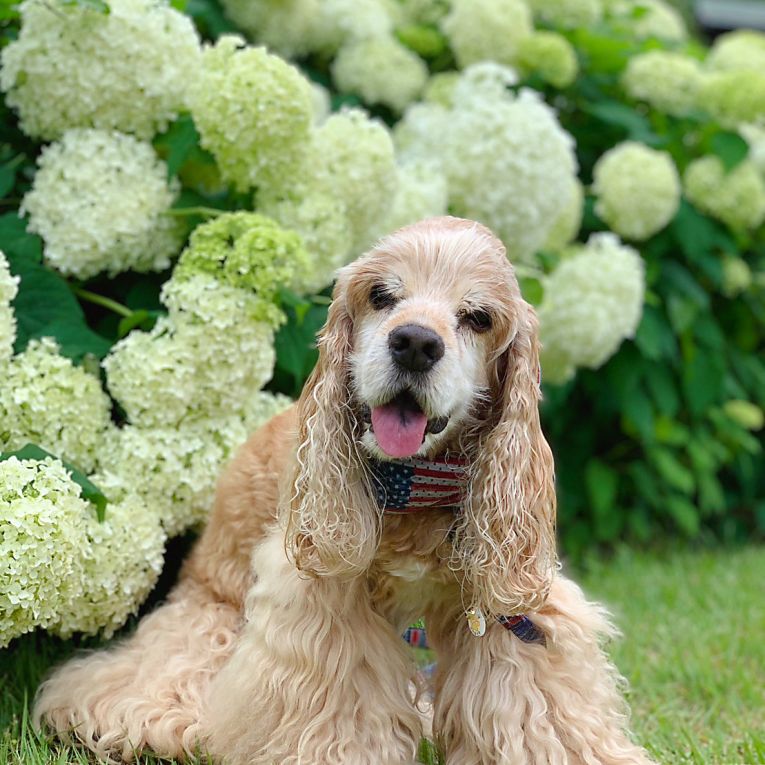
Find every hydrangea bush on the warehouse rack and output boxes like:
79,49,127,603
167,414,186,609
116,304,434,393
0,0,764,646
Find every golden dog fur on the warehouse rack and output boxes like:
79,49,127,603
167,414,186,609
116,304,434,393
35,217,654,764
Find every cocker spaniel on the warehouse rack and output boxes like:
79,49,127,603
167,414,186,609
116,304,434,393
35,217,654,765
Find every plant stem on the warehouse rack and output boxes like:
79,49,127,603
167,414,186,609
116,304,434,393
73,288,133,318
164,206,225,218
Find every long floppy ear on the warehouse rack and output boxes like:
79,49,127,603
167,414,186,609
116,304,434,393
284,276,380,578
454,299,557,616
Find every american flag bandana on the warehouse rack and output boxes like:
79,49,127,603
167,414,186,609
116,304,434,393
369,455,469,513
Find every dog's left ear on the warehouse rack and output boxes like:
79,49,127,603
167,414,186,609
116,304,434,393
455,299,557,617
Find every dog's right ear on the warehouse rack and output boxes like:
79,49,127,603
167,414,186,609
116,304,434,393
285,274,380,578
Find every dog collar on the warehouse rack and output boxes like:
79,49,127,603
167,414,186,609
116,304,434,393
369,455,469,514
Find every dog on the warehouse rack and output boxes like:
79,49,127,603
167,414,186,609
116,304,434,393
35,217,655,764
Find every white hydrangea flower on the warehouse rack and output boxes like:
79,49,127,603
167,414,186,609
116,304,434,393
394,102,452,165
0,0,200,140
22,129,182,279
707,30,765,75
52,490,165,639
257,187,354,294
0,251,19,367
331,36,428,113
684,156,765,232
539,233,645,384
622,51,703,117
188,36,313,192
0,457,89,647
284,109,398,254
441,79,578,262
310,82,332,124
593,141,681,241
375,161,449,238
0,338,112,473
607,0,687,41
104,275,276,428
219,0,392,57
697,70,765,129
544,178,584,251
441,0,532,68
97,416,250,536
526,0,603,28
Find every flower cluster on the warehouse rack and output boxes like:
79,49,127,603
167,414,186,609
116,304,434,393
683,157,765,232
539,234,645,384
0,457,88,647
0,252,18,367
219,0,393,58
707,30,765,74
96,395,289,536
188,36,313,192
0,0,200,140
526,0,603,28
608,0,687,42
397,64,578,263
331,36,428,113
622,52,703,118
517,31,579,89
0,339,112,473
593,142,681,241
22,129,182,279
0,456,165,647
258,109,397,291
441,0,532,68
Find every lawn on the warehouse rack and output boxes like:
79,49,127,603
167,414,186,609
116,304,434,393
1,546,764,764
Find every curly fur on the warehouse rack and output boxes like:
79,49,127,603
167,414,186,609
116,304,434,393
34,217,654,765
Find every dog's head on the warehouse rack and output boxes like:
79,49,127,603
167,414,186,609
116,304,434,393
286,217,557,615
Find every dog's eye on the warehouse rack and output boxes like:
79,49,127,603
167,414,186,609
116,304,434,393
369,284,397,310
461,310,493,333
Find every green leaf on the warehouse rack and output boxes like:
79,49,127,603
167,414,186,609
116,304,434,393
274,302,328,396
665,495,700,536
585,459,622,540
634,306,676,361
710,131,749,173
0,443,108,521
0,158,17,198
0,214,112,360
154,113,200,179
646,365,680,417
621,386,655,444
583,101,660,144
649,447,695,495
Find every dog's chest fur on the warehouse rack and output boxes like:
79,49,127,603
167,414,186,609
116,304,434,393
367,511,461,629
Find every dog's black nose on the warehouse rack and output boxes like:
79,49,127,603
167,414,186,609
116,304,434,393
388,324,445,373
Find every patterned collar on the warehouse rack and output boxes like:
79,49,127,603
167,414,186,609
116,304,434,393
369,455,469,514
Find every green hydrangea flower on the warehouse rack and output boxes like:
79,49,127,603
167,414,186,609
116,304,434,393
698,70,765,128
606,0,687,41
175,212,309,324
188,36,313,192
622,51,703,117
544,178,584,251
518,32,579,89
0,0,200,141
539,233,645,384
684,156,765,231
592,141,681,241
0,252,18,367
441,0,532,68
526,0,602,28
723,400,764,431
0,339,112,473
331,36,428,112
721,257,753,298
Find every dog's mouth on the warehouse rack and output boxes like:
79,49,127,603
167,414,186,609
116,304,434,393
360,391,449,458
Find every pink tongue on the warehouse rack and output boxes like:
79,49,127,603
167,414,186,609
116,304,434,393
371,403,428,458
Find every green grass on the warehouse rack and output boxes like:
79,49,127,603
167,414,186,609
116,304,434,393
2,547,764,764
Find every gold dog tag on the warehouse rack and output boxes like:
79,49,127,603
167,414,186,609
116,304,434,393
466,606,486,637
